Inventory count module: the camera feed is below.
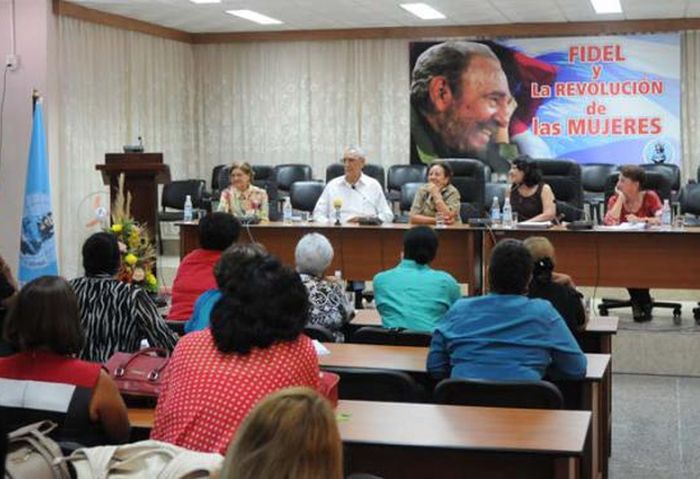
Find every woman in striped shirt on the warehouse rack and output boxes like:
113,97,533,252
70,233,177,363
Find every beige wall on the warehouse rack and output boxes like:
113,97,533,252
0,0,53,272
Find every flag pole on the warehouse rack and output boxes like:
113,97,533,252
32,89,40,113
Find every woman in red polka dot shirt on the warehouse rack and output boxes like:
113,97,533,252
151,251,320,454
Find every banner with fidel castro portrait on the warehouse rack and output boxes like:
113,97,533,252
409,33,680,167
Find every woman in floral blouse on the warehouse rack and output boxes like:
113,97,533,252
217,162,269,221
295,233,352,342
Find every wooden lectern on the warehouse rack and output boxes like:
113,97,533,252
96,153,171,237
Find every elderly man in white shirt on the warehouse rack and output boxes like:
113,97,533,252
313,147,394,224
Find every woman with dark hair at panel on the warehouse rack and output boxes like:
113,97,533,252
295,233,352,342
409,161,462,225
220,387,343,479
217,162,269,221
373,226,461,332
70,232,177,363
151,253,320,454
507,156,556,222
524,236,587,335
603,165,662,322
427,239,586,381
168,212,241,322
185,243,267,333
0,276,129,445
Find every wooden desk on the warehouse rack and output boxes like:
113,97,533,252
129,400,590,479
320,343,609,479
350,298,618,470
483,225,700,289
178,222,482,289
321,342,607,380
351,309,618,353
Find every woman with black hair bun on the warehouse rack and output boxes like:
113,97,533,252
507,155,557,222
524,236,586,335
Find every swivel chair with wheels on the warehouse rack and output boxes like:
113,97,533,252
581,163,618,223
597,171,682,323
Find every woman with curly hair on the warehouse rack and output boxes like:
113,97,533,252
151,252,319,454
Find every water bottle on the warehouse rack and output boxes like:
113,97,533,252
183,195,193,222
283,197,293,224
490,196,501,224
661,199,671,229
502,197,513,227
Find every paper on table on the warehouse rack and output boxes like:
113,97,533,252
313,339,331,356
596,222,647,231
516,221,552,229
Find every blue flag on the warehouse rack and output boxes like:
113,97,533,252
19,101,58,284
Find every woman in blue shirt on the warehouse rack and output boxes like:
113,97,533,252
427,239,586,381
373,226,461,332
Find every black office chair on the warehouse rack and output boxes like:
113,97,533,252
304,324,336,343
532,159,584,221
641,163,681,194
581,163,618,223
362,164,386,189
326,163,386,189
598,171,681,322
679,182,700,219
290,181,324,213
394,182,422,224
157,179,206,253
352,326,432,347
322,366,423,403
641,163,681,213
215,165,232,196
433,378,564,409
484,182,508,212
210,164,228,197
443,159,486,221
273,164,313,196
251,165,274,187
387,164,427,204
678,183,700,323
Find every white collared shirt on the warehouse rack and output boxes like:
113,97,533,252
313,173,393,224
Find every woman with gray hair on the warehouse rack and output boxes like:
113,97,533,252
295,233,352,342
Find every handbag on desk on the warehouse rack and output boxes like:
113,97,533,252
105,348,170,398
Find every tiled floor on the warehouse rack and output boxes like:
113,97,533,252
611,374,700,478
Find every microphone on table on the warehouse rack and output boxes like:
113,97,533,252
556,202,594,230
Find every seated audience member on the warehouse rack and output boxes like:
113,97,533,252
409,161,461,225
0,276,129,445
295,233,352,342
70,232,177,363
220,387,343,479
151,254,320,454
507,156,556,222
168,213,241,321
427,239,586,381
373,226,460,332
185,243,267,333
603,165,662,322
313,147,393,224
524,236,586,333
0,255,17,356
217,162,269,221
